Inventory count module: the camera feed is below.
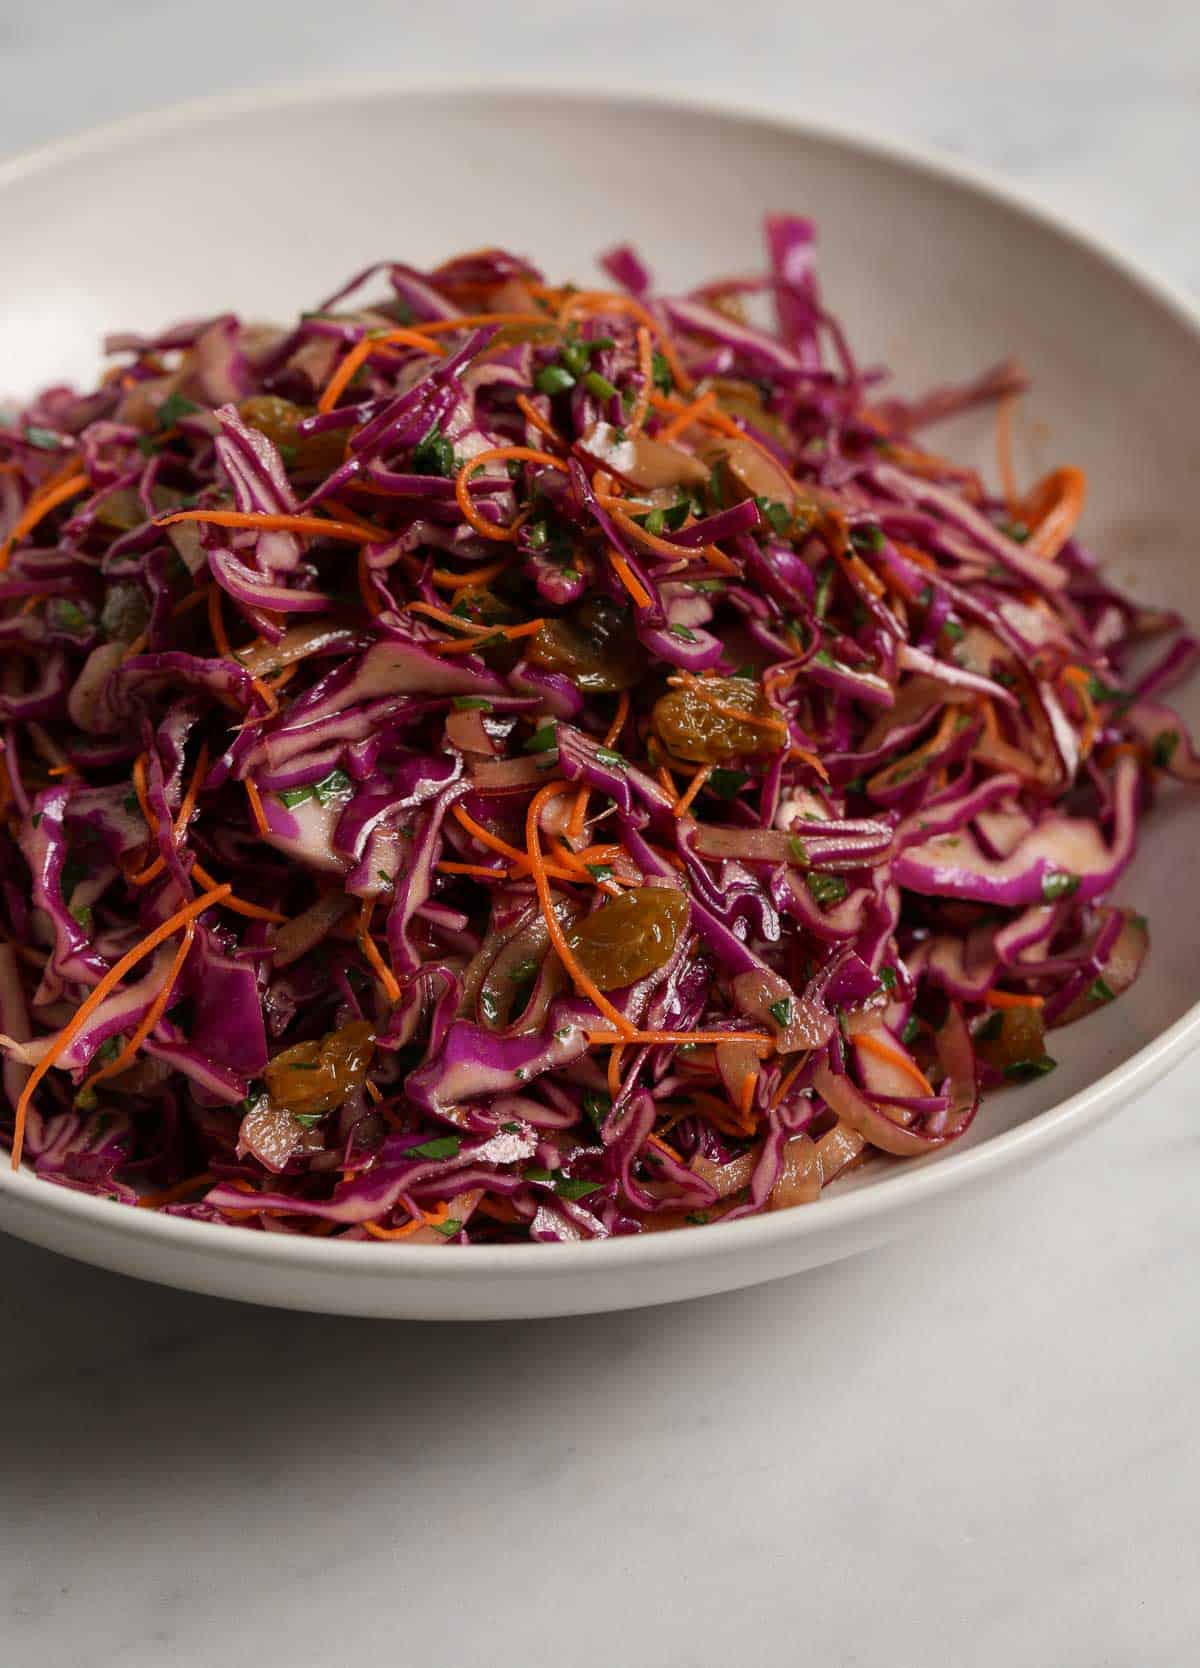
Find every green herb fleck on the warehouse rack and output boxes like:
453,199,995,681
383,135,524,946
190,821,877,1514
583,370,619,402
651,351,673,394
555,1177,601,1201
523,723,559,754
535,363,576,396
902,1014,920,1046
595,747,625,768
292,1111,325,1130
768,998,792,1028
1000,519,1030,543
754,496,791,536
1151,731,1179,769
1087,976,1116,1004
156,392,200,429
941,619,964,644
805,872,848,907
409,1135,461,1160
849,523,885,553
452,696,493,712
70,903,94,932
787,835,810,866
586,863,613,882
643,508,666,536
411,422,456,477
278,784,315,809
878,965,897,991
708,768,750,800
685,1210,710,1226
524,1165,555,1183
314,767,352,804
1003,1054,1058,1082
432,1217,463,1238
668,623,697,643
582,1090,611,1131
23,425,65,451
1041,871,1080,903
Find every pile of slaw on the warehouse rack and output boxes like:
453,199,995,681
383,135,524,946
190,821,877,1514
0,220,1196,1245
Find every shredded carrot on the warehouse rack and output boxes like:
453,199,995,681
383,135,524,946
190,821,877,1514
319,497,391,540
436,860,507,880
656,764,677,799
317,326,445,415
770,1056,809,1110
1060,663,1099,755
430,556,511,593
557,293,693,393
854,1030,935,1096
1021,466,1086,560
207,583,233,660
82,921,197,1095
451,802,576,883
356,898,402,1004
157,509,377,544
136,1171,215,1210
984,989,1045,1010
431,617,545,656
171,587,211,620
527,780,637,1038
190,862,286,923
626,325,654,437
244,778,268,838
10,883,232,1170
609,553,653,610
787,745,830,783
597,499,738,577
738,1071,759,1120
0,470,89,571
454,446,568,542
673,763,713,818
647,1131,684,1165
362,1201,451,1241
567,693,630,843
587,1029,774,1049
514,392,564,447
656,390,717,443
607,1043,625,1099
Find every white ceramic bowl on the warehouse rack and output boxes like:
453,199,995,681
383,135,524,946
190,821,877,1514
2,81,1199,1319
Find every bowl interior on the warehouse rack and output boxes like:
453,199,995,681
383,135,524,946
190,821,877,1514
1,84,1198,1272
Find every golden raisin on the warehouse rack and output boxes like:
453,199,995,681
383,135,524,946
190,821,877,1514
651,677,786,765
529,597,643,693
238,396,346,476
974,1006,1045,1074
264,1019,376,1116
565,887,688,990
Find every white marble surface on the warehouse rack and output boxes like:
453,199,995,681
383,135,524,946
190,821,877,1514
3,6,1200,1665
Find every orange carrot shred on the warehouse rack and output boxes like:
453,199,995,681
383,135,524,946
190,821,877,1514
854,1030,936,1096
244,778,269,838
0,471,89,571
190,862,286,923
10,884,233,1170
626,325,654,437
81,920,198,1095
673,764,713,818
356,898,402,1004
983,989,1045,1010
609,553,652,610
158,509,377,544
527,780,637,1039
454,446,568,542
317,326,445,415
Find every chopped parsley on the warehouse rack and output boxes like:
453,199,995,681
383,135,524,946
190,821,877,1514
452,696,493,712
901,1014,920,1046
594,747,625,768
805,872,848,907
408,1135,461,1161
582,1090,611,1131
411,422,456,477
849,523,885,553
431,1218,463,1238
523,723,559,753
768,998,792,1028
708,768,750,800
878,965,897,991
787,835,810,866
1041,871,1080,903
754,496,792,536
535,363,575,396
1003,1055,1058,1081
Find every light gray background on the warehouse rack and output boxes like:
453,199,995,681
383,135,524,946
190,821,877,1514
2,6,1199,1665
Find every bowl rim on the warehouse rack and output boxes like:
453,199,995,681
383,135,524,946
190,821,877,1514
2,72,1199,1284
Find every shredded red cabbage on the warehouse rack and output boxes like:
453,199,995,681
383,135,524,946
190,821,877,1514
0,223,1192,1245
